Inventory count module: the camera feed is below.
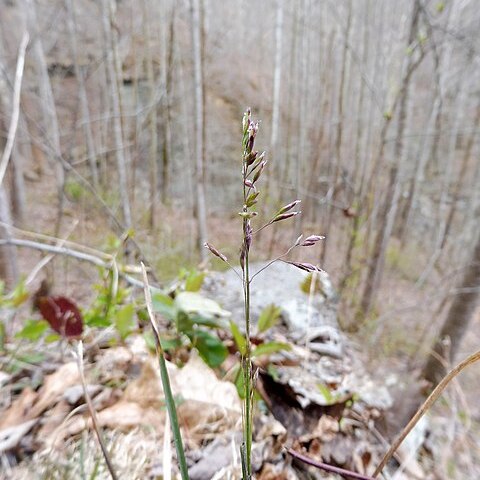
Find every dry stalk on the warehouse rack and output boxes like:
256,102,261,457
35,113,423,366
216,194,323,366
373,349,480,477
75,341,118,480
287,447,376,480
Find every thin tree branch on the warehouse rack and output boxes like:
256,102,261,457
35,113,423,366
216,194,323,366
0,32,29,187
0,237,147,289
25,220,79,286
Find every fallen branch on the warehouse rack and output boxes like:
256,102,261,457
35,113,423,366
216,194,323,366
287,447,376,480
0,237,148,289
373,349,480,477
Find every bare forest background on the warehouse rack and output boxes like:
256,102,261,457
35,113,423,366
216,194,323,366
1,0,480,478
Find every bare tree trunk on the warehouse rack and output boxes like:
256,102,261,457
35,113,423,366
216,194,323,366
143,0,159,229
101,0,132,228
26,0,65,233
295,0,310,232
441,97,480,250
340,0,371,290
416,73,470,286
423,230,480,384
267,0,283,200
279,0,300,196
0,48,26,224
65,0,98,188
190,0,208,259
359,0,420,320
398,95,439,247
0,187,18,286
320,0,352,265
161,2,175,205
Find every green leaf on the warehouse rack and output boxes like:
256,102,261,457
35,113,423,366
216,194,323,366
10,281,29,307
257,304,282,333
230,321,246,355
176,310,194,333
17,352,45,365
300,273,324,295
188,313,226,329
185,271,206,292
246,191,260,207
316,383,343,406
15,320,49,341
114,304,135,339
175,291,230,318
84,313,111,328
143,331,156,352
152,293,177,320
45,333,61,343
267,364,280,381
251,341,291,358
232,364,246,399
187,329,228,368
143,331,182,353
317,383,334,404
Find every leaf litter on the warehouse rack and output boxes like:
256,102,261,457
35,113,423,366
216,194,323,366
0,266,428,479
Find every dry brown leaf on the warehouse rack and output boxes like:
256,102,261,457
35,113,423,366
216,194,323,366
299,415,339,443
123,359,167,409
36,400,72,439
125,353,241,445
0,387,37,430
126,353,240,413
29,362,80,419
175,352,241,411
48,401,166,447
0,419,37,453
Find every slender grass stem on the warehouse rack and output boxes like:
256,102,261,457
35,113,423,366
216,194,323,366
243,247,252,477
141,263,190,480
208,110,305,479
242,173,253,477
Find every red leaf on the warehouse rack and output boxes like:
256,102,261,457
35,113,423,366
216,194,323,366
37,296,83,338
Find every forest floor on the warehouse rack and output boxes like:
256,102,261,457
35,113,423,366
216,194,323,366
1,168,480,479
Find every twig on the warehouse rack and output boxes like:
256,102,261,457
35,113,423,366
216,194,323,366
0,221,112,260
287,448,376,480
141,262,190,480
0,237,146,289
373,349,480,477
0,32,29,187
25,220,79,286
75,341,118,480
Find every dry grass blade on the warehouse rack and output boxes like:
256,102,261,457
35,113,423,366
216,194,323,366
75,341,118,480
141,262,190,480
373,349,480,477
